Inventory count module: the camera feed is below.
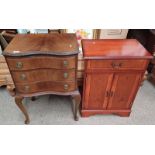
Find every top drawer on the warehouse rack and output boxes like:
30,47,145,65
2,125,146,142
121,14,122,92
6,56,77,71
87,59,148,70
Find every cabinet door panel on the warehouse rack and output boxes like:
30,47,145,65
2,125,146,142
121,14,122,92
83,73,113,109
107,73,142,110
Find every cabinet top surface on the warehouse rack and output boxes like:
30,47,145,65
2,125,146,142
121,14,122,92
82,39,152,59
4,34,79,56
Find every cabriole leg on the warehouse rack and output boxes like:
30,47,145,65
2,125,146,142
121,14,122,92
15,97,30,124
71,91,81,121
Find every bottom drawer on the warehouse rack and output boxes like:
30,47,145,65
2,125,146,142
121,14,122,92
16,81,76,93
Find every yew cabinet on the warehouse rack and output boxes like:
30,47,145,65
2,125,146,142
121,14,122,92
3,34,81,124
81,39,152,117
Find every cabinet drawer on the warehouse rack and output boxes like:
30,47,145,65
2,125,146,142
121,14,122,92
87,59,147,70
15,81,76,93
6,56,76,71
12,69,76,83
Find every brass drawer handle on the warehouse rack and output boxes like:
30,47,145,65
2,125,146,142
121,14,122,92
111,62,116,68
63,60,68,67
16,62,23,69
119,63,123,67
105,91,109,97
111,62,122,68
63,72,68,78
64,84,69,90
24,85,30,92
20,74,26,80
106,91,114,97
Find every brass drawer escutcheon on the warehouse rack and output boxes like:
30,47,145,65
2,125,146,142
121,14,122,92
64,84,69,90
63,60,68,67
63,72,68,78
24,85,30,92
16,62,23,69
20,74,26,80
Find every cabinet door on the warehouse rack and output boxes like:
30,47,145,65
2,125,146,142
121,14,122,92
107,73,142,110
83,73,113,109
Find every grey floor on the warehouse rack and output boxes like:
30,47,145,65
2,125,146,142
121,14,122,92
0,81,155,125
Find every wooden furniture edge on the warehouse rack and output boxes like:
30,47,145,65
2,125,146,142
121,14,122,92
81,109,131,117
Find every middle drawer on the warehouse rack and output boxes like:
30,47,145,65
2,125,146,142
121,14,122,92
11,69,76,83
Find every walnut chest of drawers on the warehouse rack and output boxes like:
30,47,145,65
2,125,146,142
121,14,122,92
81,39,152,117
3,34,81,124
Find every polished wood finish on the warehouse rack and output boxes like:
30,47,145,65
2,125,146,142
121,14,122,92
15,81,76,94
82,39,152,59
11,69,75,83
81,39,152,117
83,73,113,110
87,59,147,70
107,73,142,110
6,56,76,70
4,34,81,124
4,34,79,56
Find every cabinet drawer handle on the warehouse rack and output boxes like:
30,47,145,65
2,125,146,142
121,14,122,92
63,60,68,67
111,62,116,68
20,74,26,80
106,91,109,97
111,62,122,68
24,85,30,92
63,72,68,78
64,84,69,90
16,62,23,69
106,91,114,97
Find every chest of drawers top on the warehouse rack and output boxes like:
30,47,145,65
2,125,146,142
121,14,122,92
4,33,79,56
82,39,152,60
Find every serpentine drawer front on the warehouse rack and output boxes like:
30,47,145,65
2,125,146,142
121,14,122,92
3,34,81,124
81,39,152,117
7,56,76,70
15,81,76,94
11,69,75,83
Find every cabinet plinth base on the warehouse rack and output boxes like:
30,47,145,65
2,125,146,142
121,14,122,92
81,109,131,117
